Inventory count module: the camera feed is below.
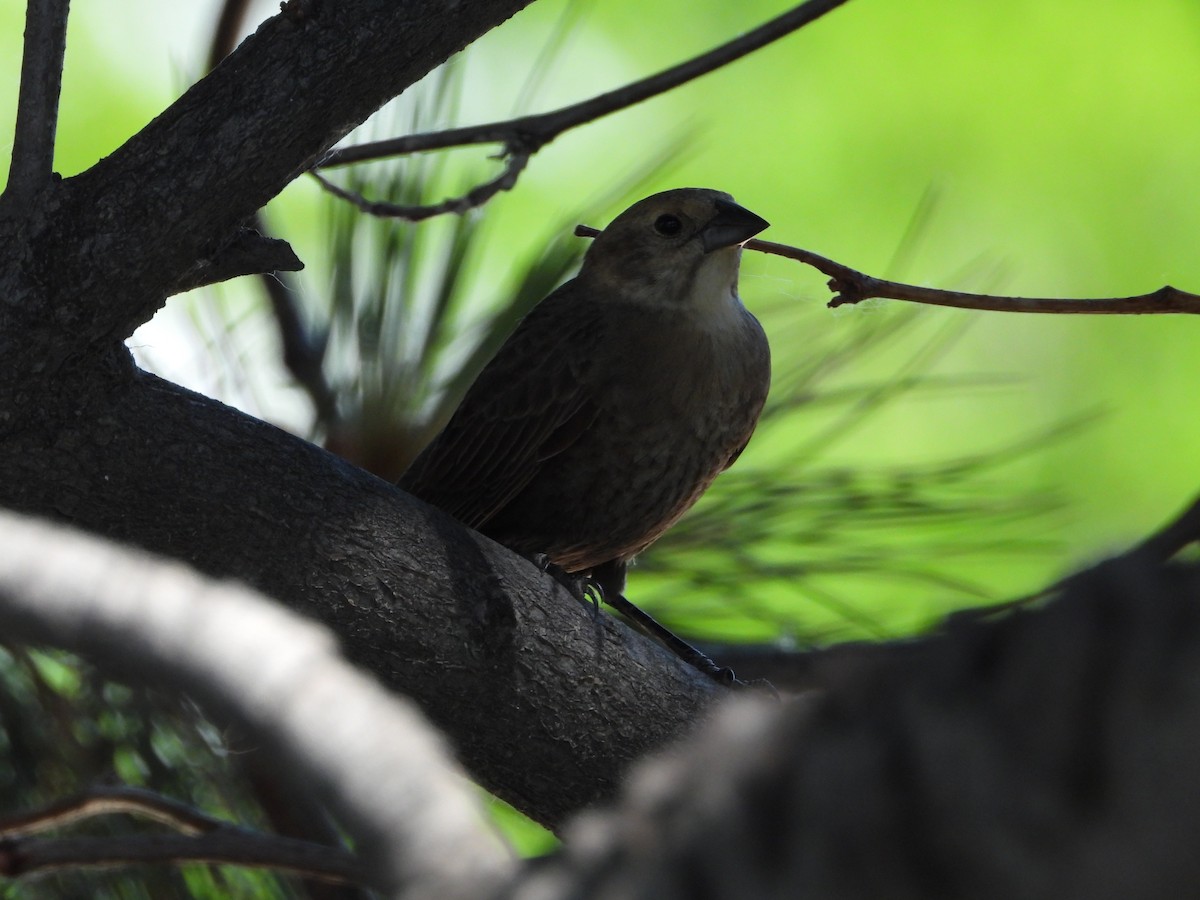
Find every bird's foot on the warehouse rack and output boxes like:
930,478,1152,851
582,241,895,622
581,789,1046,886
524,553,604,617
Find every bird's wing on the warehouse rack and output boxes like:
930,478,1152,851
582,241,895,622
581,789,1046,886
399,283,602,530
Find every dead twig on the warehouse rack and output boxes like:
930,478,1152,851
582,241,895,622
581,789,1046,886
750,237,1200,315
312,0,849,220
309,150,529,222
0,786,224,838
574,225,1200,316
0,831,369,886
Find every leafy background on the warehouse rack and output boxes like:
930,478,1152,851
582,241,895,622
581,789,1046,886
3,0,1200,879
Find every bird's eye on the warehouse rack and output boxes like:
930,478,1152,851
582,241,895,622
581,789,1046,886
653,214,683,237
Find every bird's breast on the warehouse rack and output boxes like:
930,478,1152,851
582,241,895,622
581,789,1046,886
600,300,769,432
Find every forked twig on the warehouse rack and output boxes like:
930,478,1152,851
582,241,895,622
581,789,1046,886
312,0,849,220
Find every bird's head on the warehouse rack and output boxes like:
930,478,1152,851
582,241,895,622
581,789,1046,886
580,188,769,312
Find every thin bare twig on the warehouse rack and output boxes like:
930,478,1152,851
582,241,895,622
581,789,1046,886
0,831,370,886
311,0,849,220
574,225,1200,316
0,786,225,838
3,0,71,206
309,150,530,221
751,238,1200,315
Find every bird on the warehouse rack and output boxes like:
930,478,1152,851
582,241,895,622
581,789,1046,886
400,188,770,668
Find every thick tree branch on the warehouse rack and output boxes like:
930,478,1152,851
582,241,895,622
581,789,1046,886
2,0,71,208
0,376,722,830
0,511,513,897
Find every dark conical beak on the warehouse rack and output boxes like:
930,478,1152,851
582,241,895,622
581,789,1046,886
700,198,769,253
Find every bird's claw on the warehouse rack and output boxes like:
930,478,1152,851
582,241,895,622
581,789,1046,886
526,553,604,617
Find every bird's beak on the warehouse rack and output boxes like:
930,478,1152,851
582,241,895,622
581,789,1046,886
700,198,769,253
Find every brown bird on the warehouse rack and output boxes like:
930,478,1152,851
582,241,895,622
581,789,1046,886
400,188,770,666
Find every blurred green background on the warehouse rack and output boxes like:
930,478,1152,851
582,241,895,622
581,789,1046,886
3,0,1200,875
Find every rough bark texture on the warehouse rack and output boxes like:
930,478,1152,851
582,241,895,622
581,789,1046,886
0,0,725,832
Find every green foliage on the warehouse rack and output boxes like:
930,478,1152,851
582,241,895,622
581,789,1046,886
0,646,298,899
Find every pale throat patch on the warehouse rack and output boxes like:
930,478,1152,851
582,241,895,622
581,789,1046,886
689,246,746,326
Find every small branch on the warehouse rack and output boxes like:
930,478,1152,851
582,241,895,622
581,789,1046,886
3,0,72,205
0,831,370,886
312,0,849,219
574,225,1200,316
0,786,224,838
206,0,254,71
1130,491,1200,565
255,240,340,426
323,0,850,165
310,150,530,222
169,228,303,296
752,237,1200,315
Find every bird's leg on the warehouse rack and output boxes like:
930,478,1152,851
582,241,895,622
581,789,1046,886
529,557,761,690
587,561,753,688
601,590,739,687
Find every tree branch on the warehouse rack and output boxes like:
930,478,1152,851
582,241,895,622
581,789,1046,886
2,0,71,208
0,788,370,887
168,228,304,296
0,378,723,831
0,786,226,837
314,0,850,217
0,511,515,897
752,237,1200,315
0,832,370,887
310,150,530,221
575,225,1200,315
